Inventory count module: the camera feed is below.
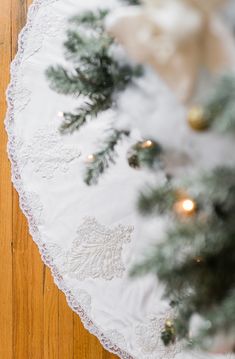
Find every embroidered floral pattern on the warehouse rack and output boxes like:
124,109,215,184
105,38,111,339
68,217,133,280
23,12,65,61
47,217,134,281
135,311,182,359
16,125,81,179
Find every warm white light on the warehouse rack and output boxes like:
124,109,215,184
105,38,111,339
194,256,204,264
174,197,196,217
141,140,153,149
57,111,64,118
182,199,195,213
86,154,95,163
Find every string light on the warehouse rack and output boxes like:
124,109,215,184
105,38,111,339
140,140,154,149
194,256,204,264
86,154,96,163
174,197,197,216
182,199,196,213
57,111,64,118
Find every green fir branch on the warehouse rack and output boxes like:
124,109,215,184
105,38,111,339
84,129,129,185
204,73,235,133
191,290,235,345
131,166,235,347
138,183,177,215
69,9,109,28
60,96,111,134
64,30,112,64
46,66,84,96
46,9,142,133
123,0,141,4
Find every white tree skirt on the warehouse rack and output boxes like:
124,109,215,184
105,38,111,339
5,0,235,358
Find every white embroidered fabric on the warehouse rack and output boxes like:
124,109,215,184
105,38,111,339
5,0,235,358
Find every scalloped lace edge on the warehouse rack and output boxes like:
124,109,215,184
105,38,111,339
4,1,134,358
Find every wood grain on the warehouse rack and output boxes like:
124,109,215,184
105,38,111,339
0,1,118,358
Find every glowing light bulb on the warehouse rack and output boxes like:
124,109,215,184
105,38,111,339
194,256,203,264
57,111,64,118
141,140,153,149
174,197,197,216
86,154,95,163
182,199,196,213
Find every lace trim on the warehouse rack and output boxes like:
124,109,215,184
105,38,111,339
24,191,44,226
4,0,134,358
11,72,31,113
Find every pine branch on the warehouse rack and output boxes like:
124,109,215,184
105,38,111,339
131,166,235,347
46,66,85,96
69,9,109,29
84,129,129,185
46,9,142,133
123,0,140,4
192,290,235,342
138,183,177,215
60,96,111,134
204,73,235,133
64,30,112,64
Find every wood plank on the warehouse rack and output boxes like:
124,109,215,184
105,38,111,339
89,332,104,359
17,2,44,359
73,313,91,359
58,291,74,359
12,192,30,359
73,312,105,359
43,267,59,359
11,0,27,57
103,350,120,359
0,0,13,357
11,0,30,357
28,241,44,359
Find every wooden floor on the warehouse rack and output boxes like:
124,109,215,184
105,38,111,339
0,1,117,358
